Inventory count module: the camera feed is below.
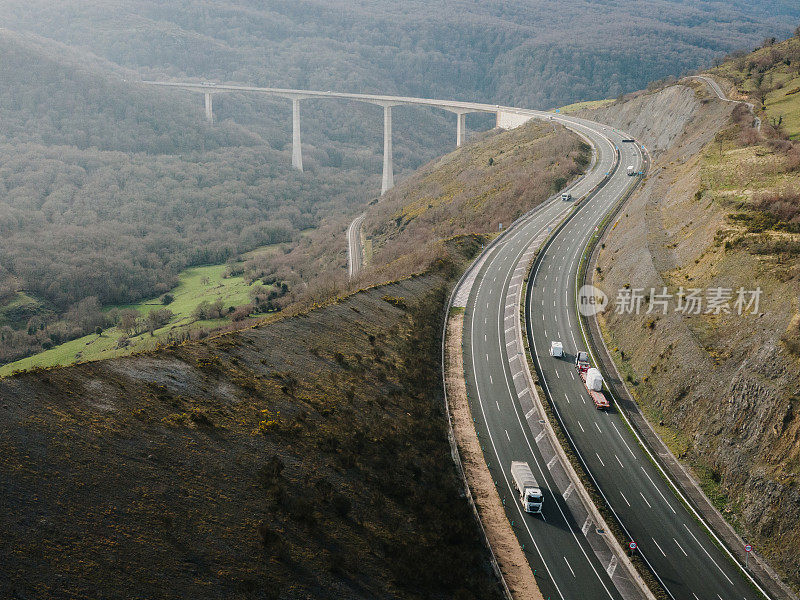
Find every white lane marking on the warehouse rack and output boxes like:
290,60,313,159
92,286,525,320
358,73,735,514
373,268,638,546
564,556,576,578
595,453,605,467
682,523,734,585
578,421,584,432
505,430,511,441
472,128,622,600
582,516,592,535
555,369,560,379
565,393,570,404
496,400,501,411
570,371,575,380
607,555,617,578
619,490,630,507
489,375,493,384
611,422,637,459
547,455,558,469
525,408,535,419
652,537,667,557
674,538,688,557
640,492,652,508
594,421,602,433
641,467,677,514
535,430,546,443
615,454,624,469
563,482,575,499
486,353,489,362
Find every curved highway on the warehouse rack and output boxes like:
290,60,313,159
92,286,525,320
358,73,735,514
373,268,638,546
463,116,629,600
463,112,769,599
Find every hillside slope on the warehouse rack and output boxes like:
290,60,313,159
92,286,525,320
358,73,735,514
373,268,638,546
0,103,589,598
582,44,800,591
0,260,504,600
0,29,376,365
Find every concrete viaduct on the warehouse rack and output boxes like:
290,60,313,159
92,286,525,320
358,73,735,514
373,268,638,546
143,81,533,194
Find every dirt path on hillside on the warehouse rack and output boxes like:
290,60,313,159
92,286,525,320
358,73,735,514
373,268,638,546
445,312,543,600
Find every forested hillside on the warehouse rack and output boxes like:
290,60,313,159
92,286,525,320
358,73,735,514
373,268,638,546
1,0,798,108
0,31,387,364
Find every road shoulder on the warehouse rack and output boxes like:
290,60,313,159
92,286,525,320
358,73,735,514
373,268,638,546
446,310,543,600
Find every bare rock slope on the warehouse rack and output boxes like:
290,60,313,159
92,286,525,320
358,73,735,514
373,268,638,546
584,84,800,590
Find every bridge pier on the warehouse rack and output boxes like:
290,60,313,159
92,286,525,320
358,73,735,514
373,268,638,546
381,104,394,194
292,98,303,171
456,112,467,147
204,92,213,123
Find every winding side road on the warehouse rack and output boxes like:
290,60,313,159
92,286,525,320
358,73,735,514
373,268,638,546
689,74,761,130
347,213,366,278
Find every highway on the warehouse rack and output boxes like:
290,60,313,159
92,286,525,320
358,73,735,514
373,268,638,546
149,77,770,599
462,116,631,600
462,112,769,599
347,213,365,278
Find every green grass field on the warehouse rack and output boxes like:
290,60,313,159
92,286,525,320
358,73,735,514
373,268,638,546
1,262,268,376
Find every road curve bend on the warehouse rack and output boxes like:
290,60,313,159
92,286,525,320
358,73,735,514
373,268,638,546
457,110,772,600
347,213,366,278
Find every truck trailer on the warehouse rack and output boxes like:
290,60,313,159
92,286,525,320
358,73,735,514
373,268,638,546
510,461,543,513
575,352,610,409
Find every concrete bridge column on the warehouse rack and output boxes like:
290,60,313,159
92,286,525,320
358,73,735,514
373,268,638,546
381,105,394,194
292,98,303,171
204,93,213,123
456,112,467,147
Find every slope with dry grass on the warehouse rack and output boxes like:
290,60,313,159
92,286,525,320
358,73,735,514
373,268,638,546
584,38,800,592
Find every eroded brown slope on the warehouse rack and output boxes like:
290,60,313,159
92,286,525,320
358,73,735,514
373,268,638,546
585,83,800,590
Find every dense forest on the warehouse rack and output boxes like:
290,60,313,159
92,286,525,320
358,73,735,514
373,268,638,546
1,0,798,108
1,1,798,367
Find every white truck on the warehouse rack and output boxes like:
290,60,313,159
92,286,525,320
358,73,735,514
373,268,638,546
510,461,543,513
626,165,636,176
550,341,563,357
561,192,572,201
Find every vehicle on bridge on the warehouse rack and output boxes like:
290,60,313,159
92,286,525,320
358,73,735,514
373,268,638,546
575,351,610,410
511,461,543,513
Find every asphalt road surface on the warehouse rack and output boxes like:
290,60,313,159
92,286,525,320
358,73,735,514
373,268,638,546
347,212,365,278
464,114,767,600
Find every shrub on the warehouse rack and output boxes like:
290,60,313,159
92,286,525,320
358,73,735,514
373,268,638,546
332,493,352,517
